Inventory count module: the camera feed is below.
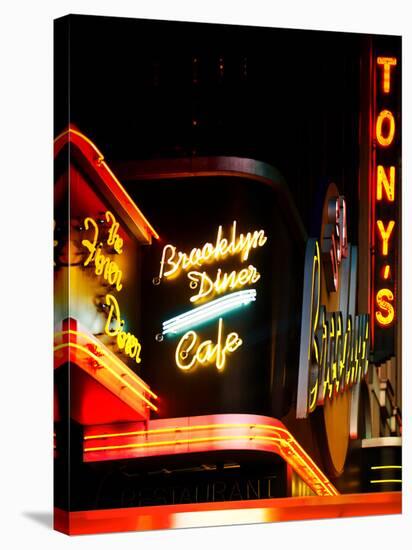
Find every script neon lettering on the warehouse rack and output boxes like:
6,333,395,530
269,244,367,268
175,318,242,371
106,211,124,253
188,266,261,302
82,213,123,291
104,294,142,363
158,221,267,280
306,243,369,412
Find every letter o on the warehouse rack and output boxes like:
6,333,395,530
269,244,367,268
376,110,395,147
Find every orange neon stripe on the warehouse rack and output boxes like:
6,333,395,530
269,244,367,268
54,128,103,162
54,329,158,400
84,422,280,440
83,424,338,496
54,342,158,411
84,422,300,440
54,128,159,240
84,434,281,452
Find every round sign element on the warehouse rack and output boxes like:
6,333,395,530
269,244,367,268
322,391,351,476
319,182,350,476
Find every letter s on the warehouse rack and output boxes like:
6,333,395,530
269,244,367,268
375,288,395,326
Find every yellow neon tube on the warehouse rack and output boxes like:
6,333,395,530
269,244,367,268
85,422,286,440
85,434,283,452
84,432,335,495
84,432,337,496
83,423,338,496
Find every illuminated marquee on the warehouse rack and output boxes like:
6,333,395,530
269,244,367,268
81,211,142,363
156,221,267,372
372,53,399,356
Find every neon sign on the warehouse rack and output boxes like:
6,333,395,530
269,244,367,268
188,265,260,303
158,221,267,278
175,318,243,371
297,233,369,418
81,211,142,364
156,222,266,372
82,212,124,291
158,221,266,301
372,53,399,335
104,294,142,362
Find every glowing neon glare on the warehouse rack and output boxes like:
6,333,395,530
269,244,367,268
377,165,395,202
158,221,267,281
376,109,395,147
377,57,397,93
162,289,256,335
175,318,242,371
375,288,395,326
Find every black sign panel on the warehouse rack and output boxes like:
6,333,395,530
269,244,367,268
125,165,305,420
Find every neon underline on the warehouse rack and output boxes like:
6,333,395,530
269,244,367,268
163,290,256,326
54,329,158,400
162,296,254,329
370,479,402,484
83,423,338,496
54,342,158,411
162,290,256,334
371,465,402,470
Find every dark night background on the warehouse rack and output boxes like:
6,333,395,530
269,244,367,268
54,13,381,244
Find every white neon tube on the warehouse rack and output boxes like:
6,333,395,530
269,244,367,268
162,290,256,329
162,290,257,335
162,289,256,326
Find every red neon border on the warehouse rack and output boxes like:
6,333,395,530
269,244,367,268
83,414,339,497
54,318,159,417
54,127,159,242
